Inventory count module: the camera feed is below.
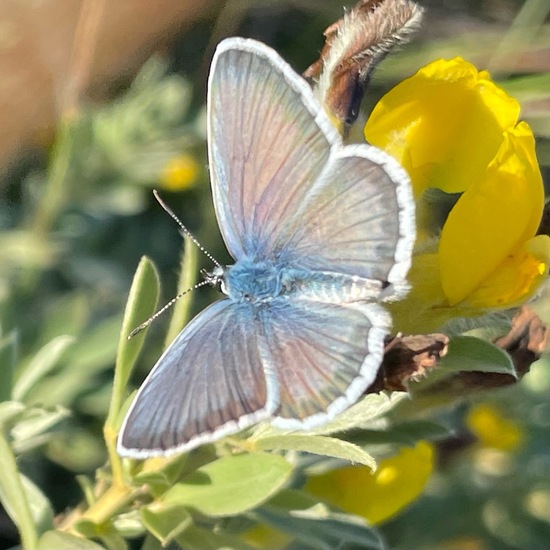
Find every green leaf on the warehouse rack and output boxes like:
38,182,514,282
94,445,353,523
141,501,192,545
312,393,408,435
252,394,407,444
347,420,453,447
20,474,54,536
255,489,384,550
0,431,38,549
106,256,159,429
254,434,376,469
164,453,292,517
39,292,89,343
438,336,516,376
11,406,70,452
27,315,122,408
37,531,105,550
113,511,146,539
0,401,26,428
176,524,257,550
0,330,17,402
133,453,190,493
13,335,75,401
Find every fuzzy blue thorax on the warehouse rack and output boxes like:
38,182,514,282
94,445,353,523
222,260,286,303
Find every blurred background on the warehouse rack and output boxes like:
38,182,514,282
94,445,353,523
0,1,549,549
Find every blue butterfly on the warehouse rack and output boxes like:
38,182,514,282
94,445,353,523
117,37,415,458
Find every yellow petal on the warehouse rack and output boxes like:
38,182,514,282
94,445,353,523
389,252,451,333
466,235,550,308
306,441,434,525
365,58,520,196
439,122,544,305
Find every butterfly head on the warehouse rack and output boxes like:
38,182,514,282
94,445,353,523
201,265,225,292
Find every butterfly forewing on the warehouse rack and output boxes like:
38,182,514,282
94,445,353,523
118,300,275,457
208,38,340,261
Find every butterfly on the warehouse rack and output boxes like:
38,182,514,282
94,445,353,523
117,37,415,458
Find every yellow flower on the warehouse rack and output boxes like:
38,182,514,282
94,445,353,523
159,154,200,191
466,403,524,452
305,441,434,525
365,58,520,197
365,58,550,331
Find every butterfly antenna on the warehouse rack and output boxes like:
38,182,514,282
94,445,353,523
128,279,211,339
153,189,221,268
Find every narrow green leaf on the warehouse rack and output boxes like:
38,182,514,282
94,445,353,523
13,335,75,401
0,401,26,428
164,453,292,517
0,431,38,549
20,475,54,536
11,406,69,445
141,501,192,545
106,256,159,429
255,434,376,469
164,235,198,347
0,331,17,402
62,314,123,376
439,336,516,376
37,531,105,550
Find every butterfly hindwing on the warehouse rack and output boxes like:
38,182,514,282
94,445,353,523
257,297,391,429
117,300,276,457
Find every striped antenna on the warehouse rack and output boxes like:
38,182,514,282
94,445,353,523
153,189,221,268
127,191,223,339
128,280,211,339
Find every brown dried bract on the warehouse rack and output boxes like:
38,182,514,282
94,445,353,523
494,305,548,379
304,0,423,130
374,307,548,396
367,333,449,393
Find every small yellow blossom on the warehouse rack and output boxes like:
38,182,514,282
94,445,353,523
159,154,200,191
305,441,434,525
466,403,524,452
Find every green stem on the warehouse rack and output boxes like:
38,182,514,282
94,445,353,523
32,116,75,236
0,432,38,550
58,483,146,534
164,235,199,347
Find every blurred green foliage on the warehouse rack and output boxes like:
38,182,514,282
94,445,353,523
0,1,550,549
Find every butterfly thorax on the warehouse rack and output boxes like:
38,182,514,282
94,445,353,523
222,260,282,303
220,259,303,304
